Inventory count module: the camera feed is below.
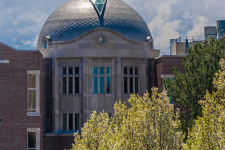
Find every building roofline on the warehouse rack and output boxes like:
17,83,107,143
0,41,38,52
155,55,186,60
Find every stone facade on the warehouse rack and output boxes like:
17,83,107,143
0,43,43,150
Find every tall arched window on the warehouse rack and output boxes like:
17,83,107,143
44,40,47,49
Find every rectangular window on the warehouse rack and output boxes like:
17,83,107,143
135,77,138,94
130,68,133,75
107,76,111,93
124,77,128,93
107,67,111,75
75,67,79,75
28,132,36,150
75,77,79,94
93,76,98,94
62,77,67,94
135,68,138,75
124,67,127,75
62,68,67,75
75,114,79,131
63,114,67,131
130,77,133,93
69,77,73,94
69,67,73,75
100,67,104,74
93,67,98,75
100,76,104,94
69,114,73,130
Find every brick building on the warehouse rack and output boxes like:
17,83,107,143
0,42,43,150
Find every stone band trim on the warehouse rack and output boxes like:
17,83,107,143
0,60,9,63
161,74,175,78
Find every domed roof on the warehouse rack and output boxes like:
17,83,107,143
37,0,151,49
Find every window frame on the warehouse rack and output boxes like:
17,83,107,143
27,128,40,150
123,67,139,94
27,70,40,116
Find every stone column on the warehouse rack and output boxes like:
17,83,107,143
115,57,121,102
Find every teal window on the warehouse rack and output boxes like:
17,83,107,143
99,36,106,44
62,68,67,75
69,77,73,94
62,77,67,94
107,67,111,75
28,132,36,149
69,114,73,130
63,114,67,131
107,77,111,93
44,40,47,49
93,76,98,94
75,114,79,131
93,67,98,75
100,77,104,94
100,67,104,74
75,77,79,94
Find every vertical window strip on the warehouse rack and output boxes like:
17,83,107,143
62,77,67,94
124,77,128,93
69,77,73,94
107,67,111,75
75,114,79,131
28,132,36,150
135,68,138,75
130,77,133,93
135,77,138,94
100,76,105,94
124,67,127,75
130,68,133,75
28,74,37,113
63,114,67,131
69,114,73,130
107,76,111,93
75,77,79,94
93,76,98,94
75,67,79,75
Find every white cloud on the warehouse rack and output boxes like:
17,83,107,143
187,16,208,38
21,35,38,48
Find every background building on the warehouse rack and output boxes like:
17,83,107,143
0,42,43,150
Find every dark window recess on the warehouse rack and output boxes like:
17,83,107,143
124,67,127,75
69,114,73,130
135,77,138,94
124,77,128,93
28,132,36,149
62,68,67,75
69,67,73,75
69,77,73,94
130,77,133,93
63,114,67,131
75,77,79,94
0,119,2,122
75,114,79,131
130,68,133,75
135,68,138,75
63,77,67,94
75,67,79,74
108,113,112,118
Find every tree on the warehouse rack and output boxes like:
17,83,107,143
183,58,225,149
162,39,225,140
71,88,184,150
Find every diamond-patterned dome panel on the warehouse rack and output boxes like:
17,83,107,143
37,0,151,49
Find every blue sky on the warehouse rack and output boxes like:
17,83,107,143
0,0,224,55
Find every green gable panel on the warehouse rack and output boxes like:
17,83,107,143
95,4,104,14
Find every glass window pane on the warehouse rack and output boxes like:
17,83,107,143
107,67,111,75
135,77,138,94
93,77,98,94
94,0,104,3
93,67,97,75
44,40,47,49
100,77,104,94
63,114,67,131
28,90,36,112
28,74,36,88
62,77,67,94
75,67,79,75
135,68,138,75
75,77,79,94
107,77,111,93
95,4,104,13
124,77,127,93
69,77,73,94
69,114,73,130
124,67,127,75
100,67,104,74
28,132,36,148
62,68,67,75
75,114,79,131
69,67,73,75
130,77,133,93
130,68,133,75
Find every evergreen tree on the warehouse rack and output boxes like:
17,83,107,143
162,38,225,141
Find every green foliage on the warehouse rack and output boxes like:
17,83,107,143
71,88,184,150
183,58,225,149
162,38,225,140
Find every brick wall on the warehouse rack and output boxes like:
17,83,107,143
0,43,43,150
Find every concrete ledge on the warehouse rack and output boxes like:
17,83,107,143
161,74,175,78
44,133,75,136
